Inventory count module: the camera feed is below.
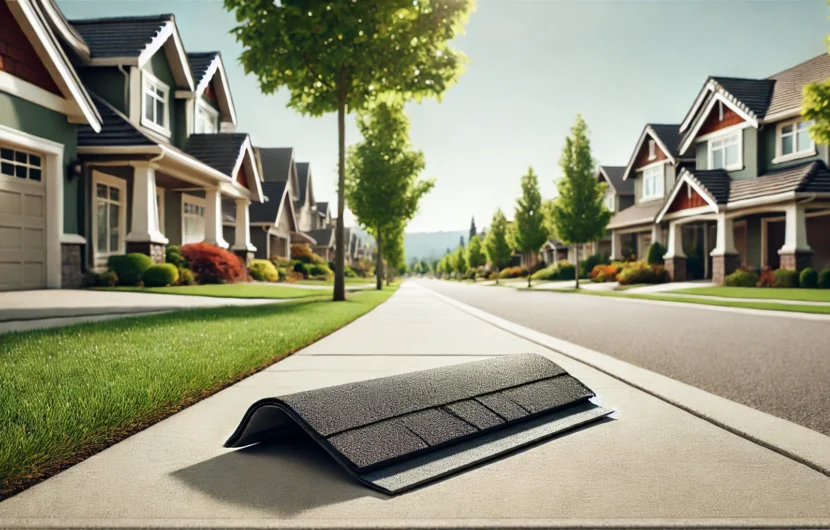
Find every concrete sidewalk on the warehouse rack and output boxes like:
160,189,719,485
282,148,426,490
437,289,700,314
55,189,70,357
1,284,830,528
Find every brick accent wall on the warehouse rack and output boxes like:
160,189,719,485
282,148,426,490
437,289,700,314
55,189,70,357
778,250,813,272
126,242,166,263
0,2,62,95
61,243,84,288
665,256,687,282
712,253,740,285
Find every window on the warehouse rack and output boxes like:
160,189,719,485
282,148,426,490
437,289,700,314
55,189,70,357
776,119,815,162
641,164,664,201
1,147,42,182
92,172,126,268
648,139,656,160
709,132,741,170
141,72,169,135
195,100,220,134
182,195,206,245
603,189,615,212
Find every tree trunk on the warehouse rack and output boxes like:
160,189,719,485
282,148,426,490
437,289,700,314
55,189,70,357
333,77,347,302
495,266,499,285
574,243,580,289
386,264,391,286
375,228,383,290
527,256,531,289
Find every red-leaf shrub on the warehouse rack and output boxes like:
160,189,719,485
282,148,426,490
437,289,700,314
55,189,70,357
180,243,246,284
757,267,775,287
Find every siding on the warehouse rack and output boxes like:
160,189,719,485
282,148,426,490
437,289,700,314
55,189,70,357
760,122,829,173
78,67,127,113
0,2,61,95
0,91,78,232
144,51,179,144
251,229,267,259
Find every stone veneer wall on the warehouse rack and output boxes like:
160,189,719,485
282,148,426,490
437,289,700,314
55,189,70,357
712,254,740,285
61,243,84,288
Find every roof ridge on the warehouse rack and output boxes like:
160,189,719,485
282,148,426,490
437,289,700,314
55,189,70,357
767,52,830,80
188,51,220,57
70,13,174,24
710,75,768,82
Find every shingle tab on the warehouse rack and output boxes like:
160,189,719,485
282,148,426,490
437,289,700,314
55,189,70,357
444,400,505,430
187,51,217,86
399,408,477,446
184,133,248,177
766,54,830,116
249,181,287,224
70,15,171,59
710,77,776,119
77,94,156,147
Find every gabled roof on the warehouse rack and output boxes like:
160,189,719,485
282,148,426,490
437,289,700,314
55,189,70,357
607,199,664,230
709,77,776,119
307,228,335,248
766,53,830,117
186,51,238,126
317,202,329,215
258,147,294,182
37,0,91,61
185,133,262,201
250,181,287,223
5,0,101,130
78,94,154,146
622,124,688,181
296,162,314,205
597,166,632,195
69,14,193,89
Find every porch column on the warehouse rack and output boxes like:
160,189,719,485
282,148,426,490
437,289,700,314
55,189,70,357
126,161,167,262
610,231,620,260
778,202,813,270
710,212,740,285
651,223,663,247
663,221,687,282
232,198,256,265
204,188,229,249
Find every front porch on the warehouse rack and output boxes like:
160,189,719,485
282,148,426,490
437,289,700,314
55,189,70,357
610,223,665,262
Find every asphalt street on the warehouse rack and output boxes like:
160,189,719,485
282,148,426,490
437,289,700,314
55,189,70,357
416,279,830,437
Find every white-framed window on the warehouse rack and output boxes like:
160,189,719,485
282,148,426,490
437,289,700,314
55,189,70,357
141,71,170,136
195,100,220,134
775,119,815,163
708,131,741,171
0,146,43,183
641,164,664,201
647,139,656,160
92,171,126,268
603,189,615,212
182,194,206,245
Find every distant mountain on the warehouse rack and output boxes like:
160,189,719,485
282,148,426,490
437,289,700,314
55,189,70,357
404,230,469,262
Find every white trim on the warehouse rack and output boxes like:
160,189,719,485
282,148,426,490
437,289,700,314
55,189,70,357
195,99,220,134
156,187,165,232
91,170,127,270
693,121,751,143
660,205,717,222
680,80,715,133
639,163,666,202
772,118,816,164
181,193,207,245
38,0,91,61
647,139,656,160
680,91,757,155
6,0,101,131
140,71,171,137
655,169,720,223
0,123,64,288
60,233,86,244
622,126,677,181
761,107,802,124
706,128,743,171
136,21,194,90
0,71,72,115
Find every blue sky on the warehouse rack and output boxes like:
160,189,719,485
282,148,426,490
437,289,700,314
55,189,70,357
58,0,829,233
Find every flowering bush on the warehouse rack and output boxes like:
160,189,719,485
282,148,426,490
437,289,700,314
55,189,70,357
498,266,527,279
757,267,775,287
180,243,246,284
591,264,620,283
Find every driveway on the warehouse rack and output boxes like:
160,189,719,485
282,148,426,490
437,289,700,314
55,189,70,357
416,279,830,436
0,290,280,333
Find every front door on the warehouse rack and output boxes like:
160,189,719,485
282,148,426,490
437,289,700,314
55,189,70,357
92,172,126,270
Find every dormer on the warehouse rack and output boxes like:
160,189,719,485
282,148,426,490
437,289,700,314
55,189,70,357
595,166,632,213
183,52,237,136
257,147,300,200
68,14,194,145
622,124,692,204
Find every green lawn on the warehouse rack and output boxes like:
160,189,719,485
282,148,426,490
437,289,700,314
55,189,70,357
615,283,648,291
98,283,325,299
296,277,376,286
671,286,830,303
0,288,396,498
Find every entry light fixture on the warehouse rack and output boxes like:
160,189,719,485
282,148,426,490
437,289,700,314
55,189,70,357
67,160,83,181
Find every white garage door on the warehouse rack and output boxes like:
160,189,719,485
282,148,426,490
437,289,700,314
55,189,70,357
0,145,46,291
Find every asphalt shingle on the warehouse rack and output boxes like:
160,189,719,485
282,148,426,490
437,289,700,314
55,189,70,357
249,181,287,224
306,228,334,247
77,94,156,147
710,77,776,119
599,166,633,195
258,147,294,183
187,51,217,86
648,123,686,160
70,14,171,59
184,133,248,177
607,199,664,230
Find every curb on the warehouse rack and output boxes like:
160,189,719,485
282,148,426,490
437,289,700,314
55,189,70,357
413,283,830,478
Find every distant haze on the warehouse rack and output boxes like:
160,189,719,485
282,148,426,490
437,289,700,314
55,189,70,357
405,230,470,262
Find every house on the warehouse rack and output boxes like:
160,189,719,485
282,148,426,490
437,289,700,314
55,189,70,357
589,165,632,257
542,240,568,265
294,161,319,232
608,124,695,263
317,201,333,229
306,227,335,261
1,0,106,291
654,54,830,284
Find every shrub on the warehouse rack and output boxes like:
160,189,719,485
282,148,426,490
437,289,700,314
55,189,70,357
592,264,620,283
555,260,576,281
142,263,179,287
646,242,666,265
724,268,758,287
498,266,526,279
107,253,153,286
250,259,279,282
819,268,830,289
579,253,609,278
180,243,245,284
344,265,357,278
799,267,818,289
531,266,558,281
773,268,799,288
165,245,188,269
178,268,195,286
290,243,325,264
309,263,333,277
269,256,291,267
286,270,304,282
292,261,307,274
96,270,118,287
757,267,775,287
615,261,666,285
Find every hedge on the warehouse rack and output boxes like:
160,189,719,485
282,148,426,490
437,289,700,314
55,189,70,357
142,263,180,287
107,253,153,286
250,259,279,282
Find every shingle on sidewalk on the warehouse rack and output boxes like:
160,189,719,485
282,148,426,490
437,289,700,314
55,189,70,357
1,284,830,528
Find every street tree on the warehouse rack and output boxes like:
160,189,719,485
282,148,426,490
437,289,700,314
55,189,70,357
512,167,548,287
549,115,610,288
466,234,485,273
381,223,406,286
484,209,513,284
803,77,830,144
469,216,477,242
224,0,473,301
451,245,468,279
345,102,434,290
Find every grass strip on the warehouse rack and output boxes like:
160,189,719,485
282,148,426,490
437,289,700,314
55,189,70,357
97,283,325,299
0,287,396,499
670,286,830,303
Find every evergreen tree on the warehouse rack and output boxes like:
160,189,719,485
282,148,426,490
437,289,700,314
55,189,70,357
512,167,549,287
549,115,611,288
469,217,477,242
483,209,513,285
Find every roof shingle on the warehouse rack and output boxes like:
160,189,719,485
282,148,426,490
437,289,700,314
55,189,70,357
608,199,663,230
599,166,632,195
70,14,171,59
187,51,218,86
184,134,248,176
78,94,156,147
250,181,288,224
307,228,334,247
258,148,294,183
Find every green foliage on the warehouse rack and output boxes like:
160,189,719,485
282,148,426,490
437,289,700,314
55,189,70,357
309,263,334,277
142,264,180,288
549,115,611,248
774,268,799,288
802,78,830,145
451,245,468,276
165,245,188,269
724,269,759,287
178,268,195,286
579,253,609,279
554,260,576,281
96,271,118,287
819,268,830,289
646,242,666,265
531,266,558,281
484,209,513,273
616,261,667,285
799,267,818,289
498,266,527,279
466,235,485,269
107,253,154,286
381,224,407,272
250,259,279,282
344,265,358,278
512,167,548,258
291,244,324,264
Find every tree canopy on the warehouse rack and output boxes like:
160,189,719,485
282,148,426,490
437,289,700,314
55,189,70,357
549,114,610,288
803,78,830,144
466,235,485,270
512,167,548,286
451,245,468,278
484,208,513,284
